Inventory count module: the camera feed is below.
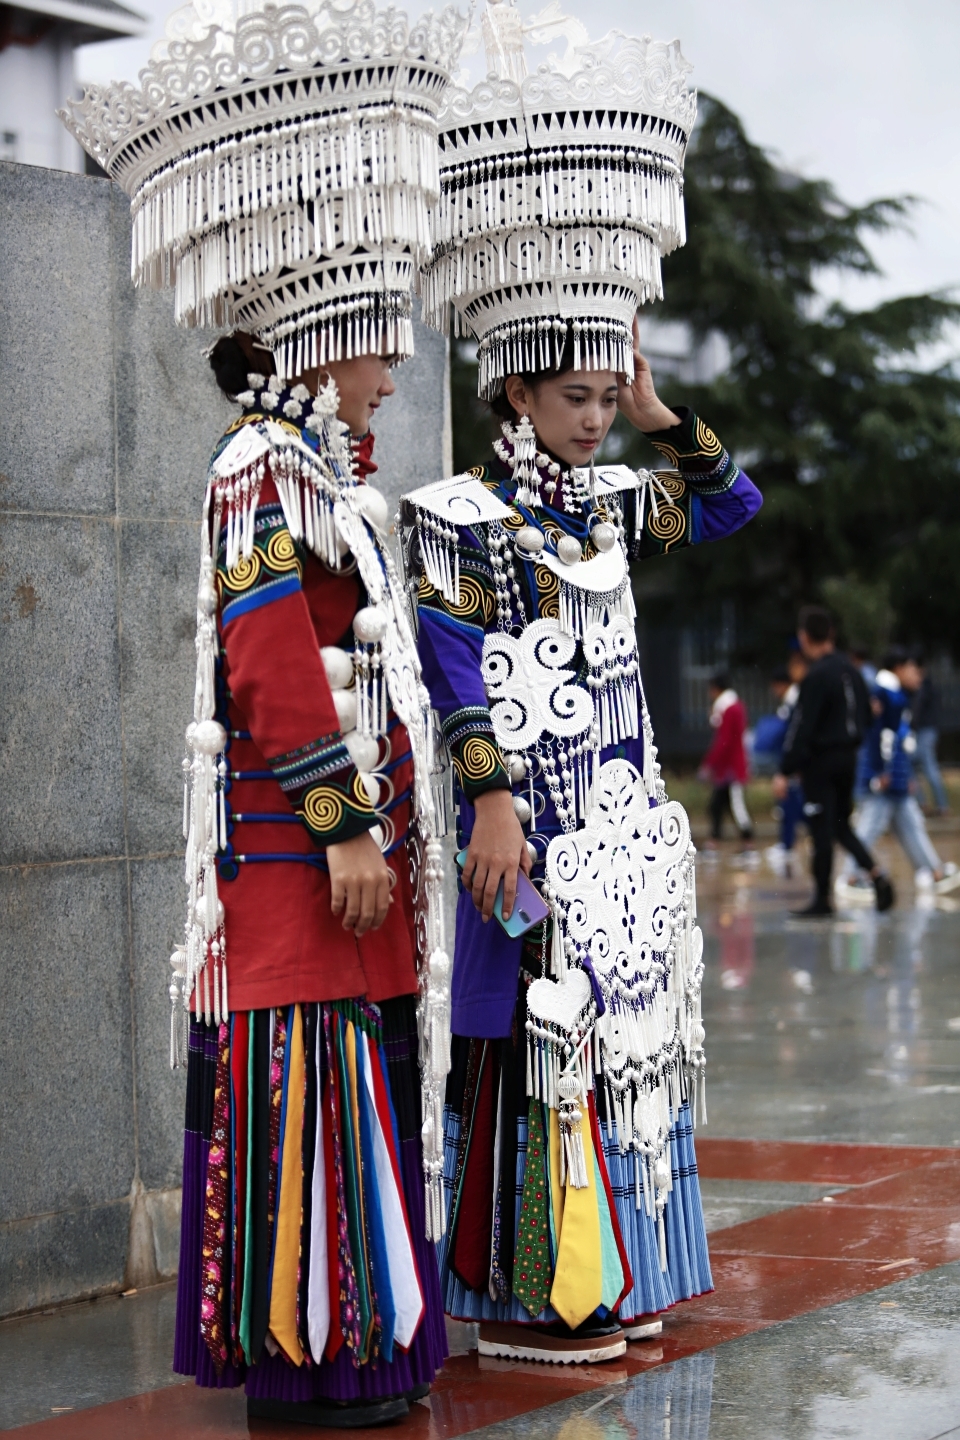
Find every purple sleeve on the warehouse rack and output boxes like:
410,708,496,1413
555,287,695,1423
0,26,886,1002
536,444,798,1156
417,607,490,717
416,542,510,800
694,468,763,544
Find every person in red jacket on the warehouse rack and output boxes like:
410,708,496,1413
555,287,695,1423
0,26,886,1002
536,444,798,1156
700,673,755,847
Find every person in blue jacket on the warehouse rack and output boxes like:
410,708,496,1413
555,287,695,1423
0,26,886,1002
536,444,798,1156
754,653,807,875
841,648,958,896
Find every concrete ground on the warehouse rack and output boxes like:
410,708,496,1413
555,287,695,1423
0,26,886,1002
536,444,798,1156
3,829,960,1438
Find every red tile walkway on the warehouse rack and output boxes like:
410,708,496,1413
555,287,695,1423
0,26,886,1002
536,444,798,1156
17,1140,960,1439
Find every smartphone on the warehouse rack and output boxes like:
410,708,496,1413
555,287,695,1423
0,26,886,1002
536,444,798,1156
456,848,551,938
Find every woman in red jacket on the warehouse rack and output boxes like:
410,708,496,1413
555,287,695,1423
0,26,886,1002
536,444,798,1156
700,673,755,846
169,334,451,1429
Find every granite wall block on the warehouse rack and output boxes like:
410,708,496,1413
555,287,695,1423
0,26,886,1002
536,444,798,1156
0,1200,131,1316
130,857,188,1194
0,861,135,1220
118,521,199,856
0,512,125,865
112,185,234,522
0,163,117,517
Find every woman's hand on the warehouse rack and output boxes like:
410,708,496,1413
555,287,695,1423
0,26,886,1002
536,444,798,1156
462,790,532,923
327,830,393,936
617,315,680,433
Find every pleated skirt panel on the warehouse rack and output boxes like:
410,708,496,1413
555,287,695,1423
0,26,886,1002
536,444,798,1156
439,1031,713,1326
174,996,447,1401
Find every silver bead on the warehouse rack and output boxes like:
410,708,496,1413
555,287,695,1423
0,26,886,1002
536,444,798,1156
192,719,227,755
526,840,538,863
512,795,532,824
515,526,545,555
321,645,355,690
333,687,358,733
508,754,526,784
591,521,617,552
344,731,380,771
198,583,218,615
556,534,582,566
352,605,387,644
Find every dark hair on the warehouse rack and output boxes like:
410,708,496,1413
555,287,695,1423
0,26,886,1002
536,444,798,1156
209,332,274,399
709,671,731,692
489,339,578,421
882,644,910,672
770,665,790,684
798,604,833,644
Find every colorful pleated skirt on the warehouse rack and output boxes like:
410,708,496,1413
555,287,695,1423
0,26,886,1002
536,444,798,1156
174,995,447,1400
439,1025,712,1328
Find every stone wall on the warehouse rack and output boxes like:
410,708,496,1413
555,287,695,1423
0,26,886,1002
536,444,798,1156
0,161,451,1318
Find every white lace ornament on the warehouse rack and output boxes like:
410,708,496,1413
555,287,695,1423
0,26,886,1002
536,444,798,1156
583,614,641,748
525,967,596,1189
481,618,593,751
544,759,703,1256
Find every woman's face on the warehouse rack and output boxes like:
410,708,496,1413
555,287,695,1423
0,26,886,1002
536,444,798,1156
503,369,619,469
322,353,397,435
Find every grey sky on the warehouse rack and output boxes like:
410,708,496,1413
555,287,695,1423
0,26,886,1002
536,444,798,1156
77,0,960,324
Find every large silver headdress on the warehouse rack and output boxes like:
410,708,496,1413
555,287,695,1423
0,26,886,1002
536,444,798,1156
60,0,468,378
419,3,697,396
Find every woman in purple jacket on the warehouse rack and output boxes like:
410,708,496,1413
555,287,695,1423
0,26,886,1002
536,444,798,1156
406,325,761,1364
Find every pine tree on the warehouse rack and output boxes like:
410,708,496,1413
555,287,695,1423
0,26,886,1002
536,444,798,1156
450,95,960,660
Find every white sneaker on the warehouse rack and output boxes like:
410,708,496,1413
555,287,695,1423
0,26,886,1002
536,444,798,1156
766,843,788,876
915,868,935,891
935,867,960,895
835,873,874,907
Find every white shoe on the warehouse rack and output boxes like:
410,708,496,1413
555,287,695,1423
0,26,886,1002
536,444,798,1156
915,868,935,891
935,867,960,895
766,844,788,876
620,1318,663,1341
478,1322,626,1364
835,874,874,907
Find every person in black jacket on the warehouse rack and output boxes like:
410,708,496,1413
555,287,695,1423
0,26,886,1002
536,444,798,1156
773,606,895,916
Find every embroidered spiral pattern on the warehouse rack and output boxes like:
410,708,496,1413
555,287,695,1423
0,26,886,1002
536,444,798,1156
648,504,686,545
441,574,485,619
265,528,300,572
349,772,375,811
225,551,261,590
458,736,501,781
534,564,560,619
656,473,686,498
301,787,344,833
694,417,724,457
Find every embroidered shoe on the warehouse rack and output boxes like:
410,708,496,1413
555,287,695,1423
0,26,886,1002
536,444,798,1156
478,1317,627,1364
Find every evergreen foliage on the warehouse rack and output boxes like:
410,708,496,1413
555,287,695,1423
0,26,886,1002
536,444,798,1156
449,95,960,661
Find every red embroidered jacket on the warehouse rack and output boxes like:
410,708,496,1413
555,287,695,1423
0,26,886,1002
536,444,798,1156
212,430,418,1012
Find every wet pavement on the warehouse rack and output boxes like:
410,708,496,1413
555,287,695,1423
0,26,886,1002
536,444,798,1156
3,831,960,1438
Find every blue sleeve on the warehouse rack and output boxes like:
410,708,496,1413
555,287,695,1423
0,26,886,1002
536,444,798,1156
628,408,762,559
